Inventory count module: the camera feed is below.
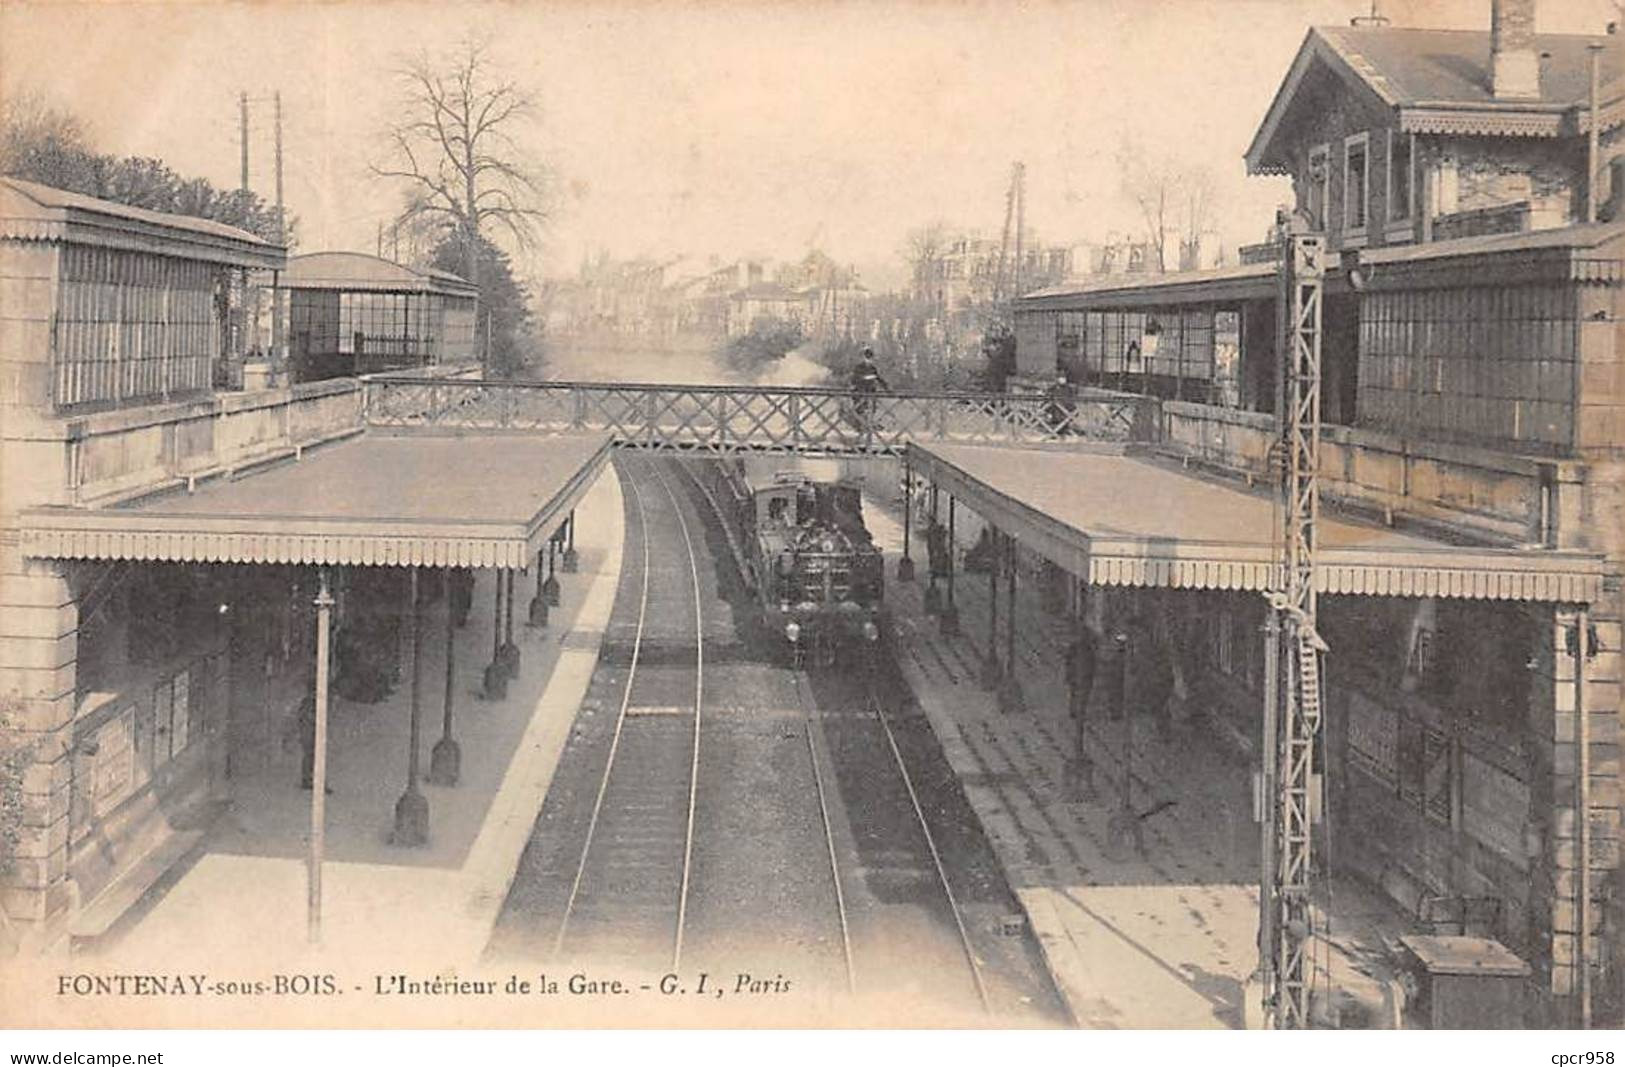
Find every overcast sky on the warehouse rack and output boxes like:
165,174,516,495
2,0,1616,290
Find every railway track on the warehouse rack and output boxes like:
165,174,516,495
790,658,991,1016
674,457,987,1013
550,456,706,969
493,455,1063,1023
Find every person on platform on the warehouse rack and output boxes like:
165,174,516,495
926,520,949,578
1045,372,1078,436
450,568,475,628
296,693,331,794
1132,617,1177,737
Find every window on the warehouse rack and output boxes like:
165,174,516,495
1388,131,1412,222
52,247,222,411
1056,311,1085,380
1345,133,1370,232
1306,144,1331,230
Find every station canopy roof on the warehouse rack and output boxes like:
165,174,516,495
20,432,612,570
0,177,284,270
908,442,1604,603
1017,261,1281,311
282,251,477,298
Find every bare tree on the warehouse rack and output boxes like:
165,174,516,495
902,220,950,306
1116,141,1218,273
372,38,549,366
1,89,91,181
1117,141,1171,273
1177,164,1217,270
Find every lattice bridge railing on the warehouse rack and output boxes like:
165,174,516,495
362,377,1158,453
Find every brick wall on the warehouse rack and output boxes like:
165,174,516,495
0,546,77,927
0,241,58,413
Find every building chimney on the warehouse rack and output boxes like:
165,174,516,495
1491,0,1541,100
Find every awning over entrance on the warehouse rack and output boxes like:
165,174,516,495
908,441,1605,603
20,432,613,570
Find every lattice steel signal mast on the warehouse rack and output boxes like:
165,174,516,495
1257,219,1328,1029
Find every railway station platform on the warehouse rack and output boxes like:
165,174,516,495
864,441,1610,1029
864,497,1415,1029
10,448,626,1028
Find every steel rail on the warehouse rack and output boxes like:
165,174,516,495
647,457,708,974
791,668,859,995
865,661,992,1015
551,456,655,958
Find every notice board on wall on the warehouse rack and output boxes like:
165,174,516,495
1462,752,1530,869
1347,689,1399,787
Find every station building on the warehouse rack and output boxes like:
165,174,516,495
0,178,601,948
281,251,478,383
1000,2,1625,1025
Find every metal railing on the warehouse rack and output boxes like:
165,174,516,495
362,376,1159,454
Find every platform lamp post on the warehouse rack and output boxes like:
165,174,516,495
483,569,508,700
562,510,579,573
940,495,960,636
429,566,461,786
897,458,916,583
983,528,1002,688
392,568,430,847
499,569,521,677
529,547,550,627
307,567,334,944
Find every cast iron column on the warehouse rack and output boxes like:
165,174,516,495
562,509,579,572
543,533,562,606
483,568,507,700
999,533,1025,713
392,568,429,846
982,527,1002,687
924,482,941,613
529,548,549,626
500,569,520,676
1106,628,1137,856
429,567,461,786
898,458,915,582
940,494,959,636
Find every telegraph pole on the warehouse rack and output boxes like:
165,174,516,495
237,91,250,365
1588,43,1603,224
1013,162,1026,298
274,91,284,234
239,91,250,195
271,91,285,367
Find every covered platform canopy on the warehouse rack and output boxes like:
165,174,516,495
1017,260,1282,311
19,431,612,570
908,441,1605,603
282,251,477,299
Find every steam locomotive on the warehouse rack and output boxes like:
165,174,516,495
719,459,885,660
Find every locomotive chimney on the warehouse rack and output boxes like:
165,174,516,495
1491,0,1541,100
